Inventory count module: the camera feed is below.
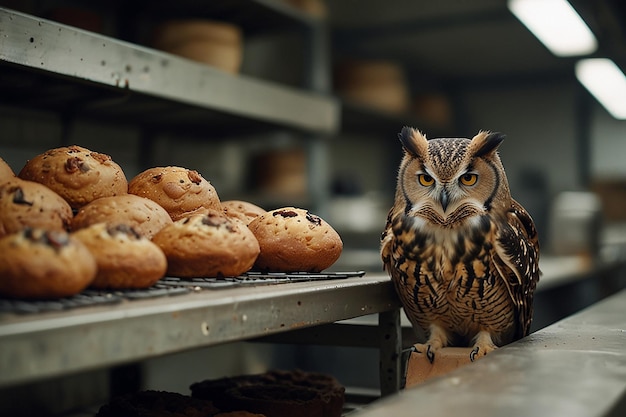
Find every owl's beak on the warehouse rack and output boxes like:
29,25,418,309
438,189,450,212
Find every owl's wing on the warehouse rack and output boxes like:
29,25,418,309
493,199,541,340
380,210,394,272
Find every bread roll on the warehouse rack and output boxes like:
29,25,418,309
248,207,343,272
72,194,173,239
222,200,266,225
128,166,221,221
0,178,73,238
0,228,96,299
18,145,127,209
73,223,167,289
152,211,259,278
0,157,15,181
152,19,243,73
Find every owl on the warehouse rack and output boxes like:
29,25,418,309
381,127,540,362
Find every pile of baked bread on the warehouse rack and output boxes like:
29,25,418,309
96,369,346,417
0,145,343,299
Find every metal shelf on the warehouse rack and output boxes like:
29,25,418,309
0,274,399,389
0,7,339,137
0,3,406,403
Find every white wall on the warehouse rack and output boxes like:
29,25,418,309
590,101,626,180
462,80,581,194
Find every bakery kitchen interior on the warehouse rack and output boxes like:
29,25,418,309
1,0,626,416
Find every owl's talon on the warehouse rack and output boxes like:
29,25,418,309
470,346,480,362
412,343,436,363
426,345,435,363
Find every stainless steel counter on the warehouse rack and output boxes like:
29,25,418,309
351,288,626,417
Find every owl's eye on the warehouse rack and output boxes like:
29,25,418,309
460,173,478,186
417,174,435,187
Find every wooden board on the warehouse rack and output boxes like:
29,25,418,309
405,347,478,387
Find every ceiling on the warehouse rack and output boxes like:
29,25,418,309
325,0,626,87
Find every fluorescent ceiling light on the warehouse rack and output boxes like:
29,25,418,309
576,58,626,120
508,0,597,56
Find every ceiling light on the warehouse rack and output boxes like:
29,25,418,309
576,58,626,120
508,0,597,56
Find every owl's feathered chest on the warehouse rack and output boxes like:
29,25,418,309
390,213,494,279
384,212,515,338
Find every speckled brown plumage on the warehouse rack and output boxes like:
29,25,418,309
381,127,540,362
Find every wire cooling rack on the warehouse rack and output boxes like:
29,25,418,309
160,271,366,289
0,271,366,314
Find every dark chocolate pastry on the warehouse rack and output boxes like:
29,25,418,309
96,390,218,417
190,370,345,417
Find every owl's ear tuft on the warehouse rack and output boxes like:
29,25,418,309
470,131,505,158
398,126,428,157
